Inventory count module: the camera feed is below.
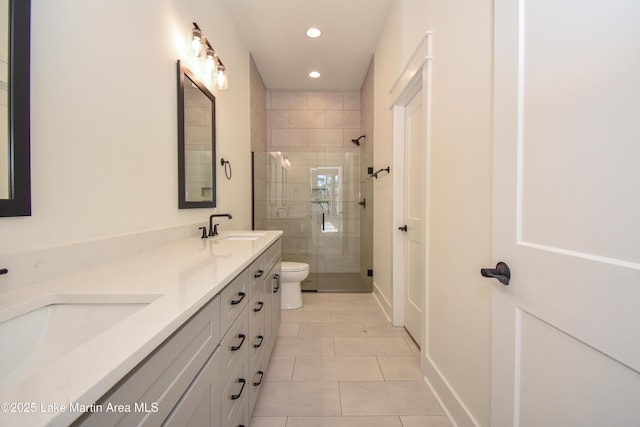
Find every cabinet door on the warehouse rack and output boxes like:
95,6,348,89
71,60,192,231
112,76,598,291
269,263,281,356
163,349,221,427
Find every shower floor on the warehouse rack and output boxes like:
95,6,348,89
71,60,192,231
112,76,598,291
301,273,371,293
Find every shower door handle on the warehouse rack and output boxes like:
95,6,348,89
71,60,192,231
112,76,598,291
322,213,325,231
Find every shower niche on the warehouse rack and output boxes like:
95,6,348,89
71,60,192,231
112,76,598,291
253,151,373,292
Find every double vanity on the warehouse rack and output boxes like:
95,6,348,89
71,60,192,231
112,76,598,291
0,230,282,427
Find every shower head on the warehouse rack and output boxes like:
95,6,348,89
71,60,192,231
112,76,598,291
351,135,366,146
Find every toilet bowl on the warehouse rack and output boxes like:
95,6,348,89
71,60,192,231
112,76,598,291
279,262,309,309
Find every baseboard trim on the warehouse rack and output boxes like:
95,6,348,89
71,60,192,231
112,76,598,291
372,281,392,321
422,354,481,427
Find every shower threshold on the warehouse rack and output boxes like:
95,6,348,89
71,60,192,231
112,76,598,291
301,273,371,293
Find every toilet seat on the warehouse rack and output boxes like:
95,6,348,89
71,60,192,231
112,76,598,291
281,262,309,272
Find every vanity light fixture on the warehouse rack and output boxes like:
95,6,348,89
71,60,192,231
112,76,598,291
187,22,228,91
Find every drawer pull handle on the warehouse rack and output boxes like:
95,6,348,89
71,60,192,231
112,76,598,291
253,301,264,312
272,274,280,293
230,292,246,305
230,334,246,351
253,335,264,348
252,371,265,386
230,378,246,400
254,269,264,278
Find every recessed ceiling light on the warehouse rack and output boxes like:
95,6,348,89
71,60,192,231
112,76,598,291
306,27,322,38
308,71,321,79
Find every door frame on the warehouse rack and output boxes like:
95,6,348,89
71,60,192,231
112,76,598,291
390,33,432,346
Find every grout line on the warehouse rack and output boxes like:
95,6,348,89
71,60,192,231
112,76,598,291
337,380,343,416
375,356,388,382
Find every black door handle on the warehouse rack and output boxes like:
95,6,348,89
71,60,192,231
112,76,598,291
398,225,408,232
480,262,511,286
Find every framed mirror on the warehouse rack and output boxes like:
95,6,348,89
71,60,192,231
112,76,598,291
177,60,216,209
0,0,31,217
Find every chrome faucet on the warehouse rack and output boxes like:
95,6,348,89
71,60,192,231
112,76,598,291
208,213,232,237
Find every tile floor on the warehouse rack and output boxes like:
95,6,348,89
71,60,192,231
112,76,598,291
250,293,452,427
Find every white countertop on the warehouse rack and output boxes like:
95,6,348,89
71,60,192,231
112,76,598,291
0,230,282,427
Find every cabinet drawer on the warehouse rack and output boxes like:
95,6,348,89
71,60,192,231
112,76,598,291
248,240,282,298
220,305,249,388
221,270,249,333
248,301,265,370
74,296,221,427
221,356,249,427
248,256,266,298
162,348,221,427
248,354,266,417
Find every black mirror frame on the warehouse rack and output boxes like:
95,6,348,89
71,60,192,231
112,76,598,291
0,0,31,217
176,60,216,209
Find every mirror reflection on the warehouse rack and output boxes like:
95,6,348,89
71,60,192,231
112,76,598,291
177,61,216,208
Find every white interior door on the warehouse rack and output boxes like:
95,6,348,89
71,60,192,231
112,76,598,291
403,89,424,346
492,1,640,425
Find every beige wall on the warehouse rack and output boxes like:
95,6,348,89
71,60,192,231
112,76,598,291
373,0,494,425
0,0,252,253
250,55,267,153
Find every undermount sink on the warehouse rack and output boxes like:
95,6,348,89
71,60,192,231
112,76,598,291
0,297,158,384
222,232,266,241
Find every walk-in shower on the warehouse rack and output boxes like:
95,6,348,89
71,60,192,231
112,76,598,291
253,150,373,292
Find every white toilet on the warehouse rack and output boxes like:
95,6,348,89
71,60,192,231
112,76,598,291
279,262,309,309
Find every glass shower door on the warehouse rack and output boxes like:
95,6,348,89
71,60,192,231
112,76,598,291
257,150,370,293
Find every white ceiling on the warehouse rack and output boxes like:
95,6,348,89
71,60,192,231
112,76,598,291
224,0,396,90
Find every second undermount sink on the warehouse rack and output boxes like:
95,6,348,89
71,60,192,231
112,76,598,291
0,296,159,385
222,232,266,241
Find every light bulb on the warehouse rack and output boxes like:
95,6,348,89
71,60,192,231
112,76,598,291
190,28,204,58
205,48,217,73
216,65,228,90
309,71,321,79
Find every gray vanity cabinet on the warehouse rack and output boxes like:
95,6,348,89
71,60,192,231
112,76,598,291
162,348,221,426
72,239,281,427
73,296,222,427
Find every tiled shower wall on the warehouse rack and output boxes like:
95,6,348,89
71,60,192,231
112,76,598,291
267,91,362,151
264,90,364,275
